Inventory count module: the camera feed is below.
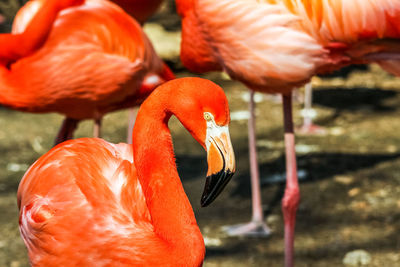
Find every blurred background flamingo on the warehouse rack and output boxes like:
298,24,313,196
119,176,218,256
175,0,400,266
0,0,173,144
17,77,236,266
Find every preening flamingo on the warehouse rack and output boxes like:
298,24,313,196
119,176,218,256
176,0,400,266
1,0,174,144
18,77,236,266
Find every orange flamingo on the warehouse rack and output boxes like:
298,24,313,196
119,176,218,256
176,0,400,266
1,0,174,144
18,77,236,266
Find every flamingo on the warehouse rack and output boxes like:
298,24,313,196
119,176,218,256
17,77,236,266
175,0,400,266
1,0,174,144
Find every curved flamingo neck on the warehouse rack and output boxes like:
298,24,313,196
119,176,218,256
132,85,205,266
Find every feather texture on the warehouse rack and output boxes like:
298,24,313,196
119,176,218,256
0,0,171,120
17,78,234,266
179,0,400,92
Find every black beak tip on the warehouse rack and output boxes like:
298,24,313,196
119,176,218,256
200,196,211,207
200,170,234,207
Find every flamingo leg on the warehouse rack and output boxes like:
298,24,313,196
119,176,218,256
302,82,313,129
54,117,79,145
93,118,102,138
297,82,325,135
282,93,300,267
127,107,138,144
222,90,270,237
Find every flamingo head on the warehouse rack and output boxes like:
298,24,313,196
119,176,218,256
168,77,236,207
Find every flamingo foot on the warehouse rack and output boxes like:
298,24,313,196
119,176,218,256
296,123,326,135
221,220,271,237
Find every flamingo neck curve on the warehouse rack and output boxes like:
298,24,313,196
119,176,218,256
132,84,205,266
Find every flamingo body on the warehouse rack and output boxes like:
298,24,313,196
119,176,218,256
178,0,327,93
178,0,400,92
19,139,153,265
20,138,200,266
1,0,172,120
18,77,236,266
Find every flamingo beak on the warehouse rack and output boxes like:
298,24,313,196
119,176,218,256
201,124,236,207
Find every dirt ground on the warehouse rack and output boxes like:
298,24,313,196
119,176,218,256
1,1,400,267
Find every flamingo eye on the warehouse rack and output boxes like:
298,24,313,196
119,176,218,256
204,112,213,121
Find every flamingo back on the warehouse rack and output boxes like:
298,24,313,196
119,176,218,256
18,138,156,266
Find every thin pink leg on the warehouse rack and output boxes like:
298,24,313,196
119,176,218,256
248,90,266,223
302,82,313,129
222,90,270,237
282,93,300,267
127,108,138,144
54,117,79,145
297,82,325,135
93,118,102,138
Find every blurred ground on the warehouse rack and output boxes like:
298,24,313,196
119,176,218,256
1,1,400,267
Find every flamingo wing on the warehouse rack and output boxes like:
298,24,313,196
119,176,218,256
18,138,152,266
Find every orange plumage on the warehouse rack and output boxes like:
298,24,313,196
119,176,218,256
18,77,236,266
0,0,174,143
